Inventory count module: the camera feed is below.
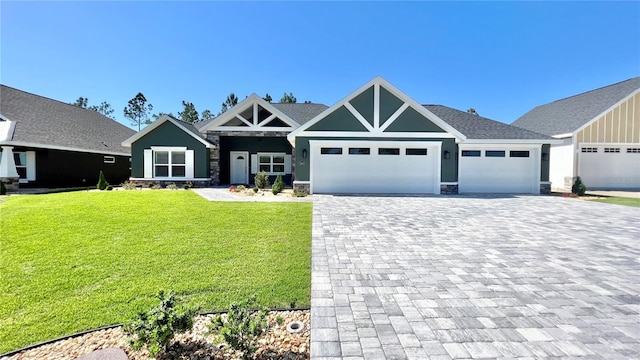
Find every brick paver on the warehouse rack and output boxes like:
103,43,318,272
310,195,640,359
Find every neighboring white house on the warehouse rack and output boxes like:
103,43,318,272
513,78,640,190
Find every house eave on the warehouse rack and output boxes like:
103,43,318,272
0,140,131,156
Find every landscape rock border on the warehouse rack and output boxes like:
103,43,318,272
2,309,310,360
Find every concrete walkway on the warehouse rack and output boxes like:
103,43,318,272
585,190,640,199
310,195,640,359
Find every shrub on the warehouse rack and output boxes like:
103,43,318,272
0,181,6,195
253,186,258,193
254,171,270,189
236,185,246,192
293,190,308,197
272,174,285,195
124,290,197,359
96,170,109,190
105,185,114,191
182,182,193,190
150,184,162,190
572,176,586,196
208,296,267,360
121,181,137,190
148,183,155,188
229,185,235,192
275,315,284,326
166,183,178,190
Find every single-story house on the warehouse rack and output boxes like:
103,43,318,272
123,77,555,194
0,85,135,189
512,77,640,190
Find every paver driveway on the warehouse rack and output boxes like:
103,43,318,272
310,195,640,359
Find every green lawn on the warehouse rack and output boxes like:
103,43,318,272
0,190,312,353
588,196,640,207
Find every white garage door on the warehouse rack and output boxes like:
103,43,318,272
579,145,640,189
459,148,538,194
310,140,441,194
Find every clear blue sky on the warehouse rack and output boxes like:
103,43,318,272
2,1,638,129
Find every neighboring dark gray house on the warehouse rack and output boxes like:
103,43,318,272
124,77,554,194
0,85,135,189
513,77,640,190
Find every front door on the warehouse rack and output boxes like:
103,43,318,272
230,151,249,184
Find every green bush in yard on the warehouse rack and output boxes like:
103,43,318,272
97,170,109,190
0,181,6,195
271,174,285,195
254,171,270,189
572,176,586,196
208,296,267,360
124,290,197,358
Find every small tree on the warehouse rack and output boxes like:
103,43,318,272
272,174,285,195
263,93,272,103
254,171,270,189
208,296,267,360
280,92,297,103
97,170,109,190
220,93,238,114
572,176,586,196
124,290,197,359
178,101,199,123
0,181,6,195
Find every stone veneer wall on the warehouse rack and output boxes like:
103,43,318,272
293,182,310,194
540,183,551,195
0,177,20,192
440,184,459,195
205,131,293,186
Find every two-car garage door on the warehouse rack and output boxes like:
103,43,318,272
310,140,440,194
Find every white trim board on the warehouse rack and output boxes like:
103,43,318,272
287,76,467,145
121,115,213,148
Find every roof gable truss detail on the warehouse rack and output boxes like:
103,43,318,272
201,95,300,132
288,77,467,143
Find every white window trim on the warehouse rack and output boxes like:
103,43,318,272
256,152,289,175
104,155,116,164
145,147,194,179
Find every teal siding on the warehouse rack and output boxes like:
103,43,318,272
379,87,404,126
307,106,368,131
294,137,457,183
541,144,550,182
349,86,374,127
131,121,209,178
219,136,293,184
384,107,446,133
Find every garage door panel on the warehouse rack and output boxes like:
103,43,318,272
579,147,640,188
311,141,439,194
459,148,537,194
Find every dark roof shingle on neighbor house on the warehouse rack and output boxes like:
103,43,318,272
512,77,640,136
424,104,552,140
0,84,135,155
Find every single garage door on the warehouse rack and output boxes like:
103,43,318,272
310,140,441,194
459,148,538,193
579,145,640,189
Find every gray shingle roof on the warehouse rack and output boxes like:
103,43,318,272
166,115,208,140
512,77,640,136
424,105,552,140
0,84,135,155
270,103,329,124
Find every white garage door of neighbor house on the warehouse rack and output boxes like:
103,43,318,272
310,141,440,194
579,145,640,189
459,148,538,193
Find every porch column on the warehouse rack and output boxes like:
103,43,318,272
0,146,19,178
0,146,20,191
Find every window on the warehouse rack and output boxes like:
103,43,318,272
349,148,370,155
259,153,285,173
13,152,27,179
581,147,598,153
104,156,115,164
485,150,505,157
406,148,428,155
510,151,530,158
461,150,481,157
604,147,620,153
154,150,185,177
379,148,400,155
321,147,342,155
627,148,640,153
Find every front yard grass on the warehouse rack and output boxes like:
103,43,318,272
0,190,312,354
587,196,640,207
